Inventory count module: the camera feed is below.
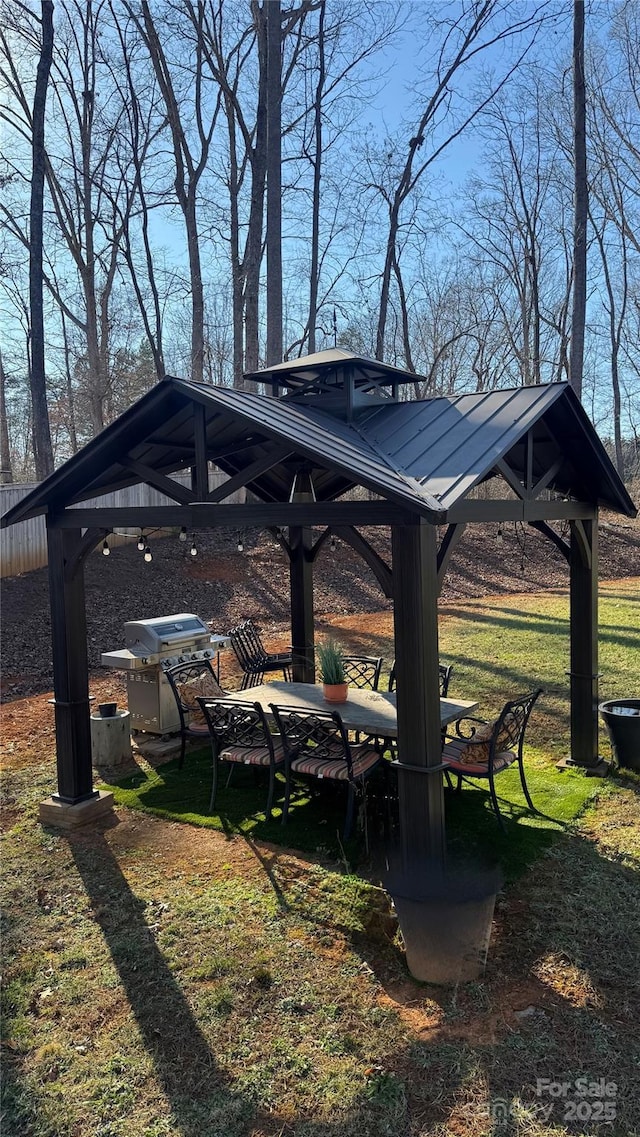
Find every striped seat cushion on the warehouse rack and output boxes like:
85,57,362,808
219,741,285,767
291,747,381,781
442,735,515,775
187,722,210,736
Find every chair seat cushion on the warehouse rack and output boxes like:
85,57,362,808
291,747,381,781
442,735,515,775
220,741,285,767
187,722,211,736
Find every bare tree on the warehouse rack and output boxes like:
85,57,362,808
371,1,555,362
30,0,55,476
127,0,221,385
569,0,587,397
0,348,14,483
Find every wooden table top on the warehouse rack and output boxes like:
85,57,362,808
228,681,478,740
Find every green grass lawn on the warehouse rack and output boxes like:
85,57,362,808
2,580,639,1137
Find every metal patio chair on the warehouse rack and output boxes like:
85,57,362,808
388,660,453,697
441,688,543,831
164,658,227,769
197,696,285,818
270,703,384,841
227,619,292,689
342,655,383,690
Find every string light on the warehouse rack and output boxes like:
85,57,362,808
237,531,244,553
102,537,110,556
190,536,198,557
179,526,187,542
496,526,504,546
137,532,146,552
330,534,337,551
144,545,153,563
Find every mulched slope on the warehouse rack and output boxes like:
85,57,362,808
1,518,638,700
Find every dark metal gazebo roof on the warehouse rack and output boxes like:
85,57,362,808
1,370,635,528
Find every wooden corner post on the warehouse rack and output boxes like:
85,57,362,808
289,474,316,683
569,515,601,768
392,518,446,871
42,522,113,826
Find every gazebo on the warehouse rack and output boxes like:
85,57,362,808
2,350,636,864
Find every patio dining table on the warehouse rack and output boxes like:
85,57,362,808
225,681,478,741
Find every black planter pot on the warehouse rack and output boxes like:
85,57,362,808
385,864,501,985
599,699,640,770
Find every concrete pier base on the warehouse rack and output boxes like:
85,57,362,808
39,790,115,830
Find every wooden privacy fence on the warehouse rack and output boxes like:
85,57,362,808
0,472,239,578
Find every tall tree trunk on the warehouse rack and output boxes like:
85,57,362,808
570,0,587,398
29,0,55,478
0,349,13,483
307,0,326,355
244,2,267,375
265,0,283,366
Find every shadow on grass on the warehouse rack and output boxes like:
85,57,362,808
63,825,255,1137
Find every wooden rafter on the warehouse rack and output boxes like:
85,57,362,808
121,458,194,504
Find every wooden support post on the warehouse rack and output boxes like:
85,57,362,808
568,516,603,769
46,524,97,804
392,519,446,872
289,526,314,682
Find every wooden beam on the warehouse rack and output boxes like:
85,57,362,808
569,517,600,767
392,519,446,872
333,526,393,597
121,458,194,504
207,446,294,503
47,524,96,805
436,523,466,592
55,501,416,529
446,499,596,523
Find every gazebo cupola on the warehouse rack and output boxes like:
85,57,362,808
245,348,404,420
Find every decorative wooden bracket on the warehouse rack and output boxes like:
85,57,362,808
332,526,393,598
436,523,466,591
63,527,105,582
528,520,570,563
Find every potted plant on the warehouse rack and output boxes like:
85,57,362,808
317,639,348,703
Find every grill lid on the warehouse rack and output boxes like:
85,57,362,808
124,613,210,653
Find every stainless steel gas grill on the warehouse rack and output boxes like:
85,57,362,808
101,614,230,734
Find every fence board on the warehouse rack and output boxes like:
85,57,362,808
0,472,238,578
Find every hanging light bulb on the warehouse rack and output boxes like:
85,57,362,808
179,526,187,542
190,536,198,557
330,534,336,551
237,536,244,553
137,532,145,552
496,526,504,546
144,545,153,563
102,537,110,556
